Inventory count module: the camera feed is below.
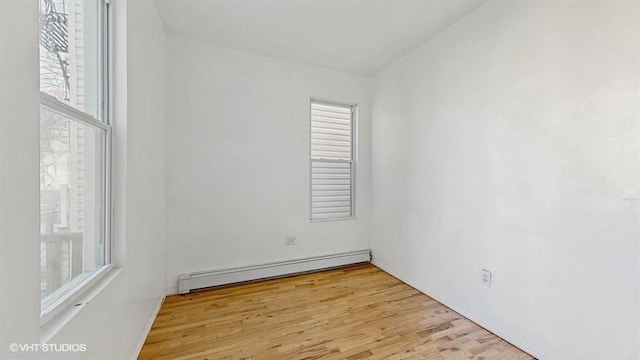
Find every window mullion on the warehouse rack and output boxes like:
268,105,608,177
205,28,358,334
40,92,109,131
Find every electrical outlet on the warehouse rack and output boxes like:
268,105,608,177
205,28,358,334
480,269,492,287
285,235,296,246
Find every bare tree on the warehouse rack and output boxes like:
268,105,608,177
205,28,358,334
39,0,70,190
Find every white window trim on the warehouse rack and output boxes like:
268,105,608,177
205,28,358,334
309,98,357,223
40,267,121,343
40,93,109,131
40,263,113,325
39,0,113,326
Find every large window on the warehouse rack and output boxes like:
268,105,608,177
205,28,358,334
39,0,110,320
310,99,356,221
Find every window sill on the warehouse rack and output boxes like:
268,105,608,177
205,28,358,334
40,267,121,343
310,216,358,223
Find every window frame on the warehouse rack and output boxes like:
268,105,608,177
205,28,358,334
309,98,357,222
39,0,113,325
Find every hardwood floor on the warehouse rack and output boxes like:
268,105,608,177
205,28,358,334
139,264,534,360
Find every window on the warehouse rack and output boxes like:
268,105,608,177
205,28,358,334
310,99,356,221
39,0,110,320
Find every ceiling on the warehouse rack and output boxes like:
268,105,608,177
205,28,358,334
155,0,487,77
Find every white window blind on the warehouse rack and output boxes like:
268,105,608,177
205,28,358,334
310,100,356,221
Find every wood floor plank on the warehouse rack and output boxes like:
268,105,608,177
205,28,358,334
139,264,535,359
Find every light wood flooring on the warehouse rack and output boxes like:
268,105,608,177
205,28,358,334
139,264,535,359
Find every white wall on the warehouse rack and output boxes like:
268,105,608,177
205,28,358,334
0,1,41,358
0,1,166,359
371,1,640,359
164,36,372,292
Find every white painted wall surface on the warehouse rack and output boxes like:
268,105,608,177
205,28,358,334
0,1,41,358
0,1,166,359
371,1,640,359
164,36,372,293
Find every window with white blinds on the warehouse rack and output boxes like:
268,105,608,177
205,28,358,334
310,99,356,221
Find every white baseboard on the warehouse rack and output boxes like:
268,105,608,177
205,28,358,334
130,295,165,360
178,250,370,294
371,259,549,360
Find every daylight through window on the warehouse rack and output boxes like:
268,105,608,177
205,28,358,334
39,0,110,318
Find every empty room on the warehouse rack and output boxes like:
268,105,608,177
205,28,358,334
1,0,639,359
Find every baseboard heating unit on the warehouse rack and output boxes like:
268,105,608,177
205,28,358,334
178,249,370,294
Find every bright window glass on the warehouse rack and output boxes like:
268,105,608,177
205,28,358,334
39,0,110,315
40,107,107,305
39,0,101,118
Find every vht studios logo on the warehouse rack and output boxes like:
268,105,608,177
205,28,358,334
9,343,87,353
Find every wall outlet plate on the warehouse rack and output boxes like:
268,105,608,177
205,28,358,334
285,235,296,246
481,269,492,287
